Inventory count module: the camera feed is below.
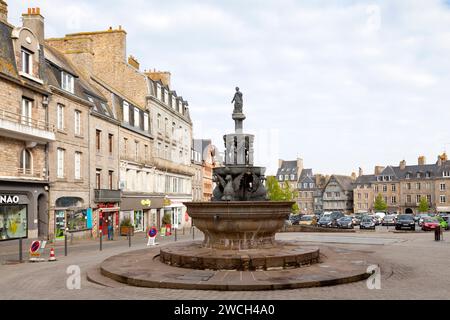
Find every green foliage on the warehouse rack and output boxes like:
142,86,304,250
162,212,172,225
374,194,387,212
120,217,132,227
418,197,429,213
266,177,299,213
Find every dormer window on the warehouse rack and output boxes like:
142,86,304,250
123,102,129,123
133,107,140,128
61,71,74,93
21,48,33,75
443,171,450,178
406,173,411,179
164,90,169,105
426,172,431,178
171,96,176,109
156,84,162,100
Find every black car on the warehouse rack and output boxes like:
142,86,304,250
318,216,333,228
336,216,354,229
395,214,416,231
289,214,302,225
360,216,376,230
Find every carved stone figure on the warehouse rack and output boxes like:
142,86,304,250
231,87,243,114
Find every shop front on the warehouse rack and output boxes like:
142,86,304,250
0,182,48,240
437,207,450,214
53,197,91,240
120,195,165,233
164,196,192,230
96,203,120,238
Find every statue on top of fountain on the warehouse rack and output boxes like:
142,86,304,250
212,87,268,202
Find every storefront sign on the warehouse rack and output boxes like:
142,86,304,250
141,199,152,207
164,198,172,207
0,195,20,205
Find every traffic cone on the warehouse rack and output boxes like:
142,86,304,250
48,248,57,262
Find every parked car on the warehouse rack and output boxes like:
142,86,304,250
382,215,396,226
360,216,376,230
421,217,441,231
318,215,333,228
336,216,354,229
417,214,430,227
289,214,302,225
299,215,317,226
329,212,345,226
395,214,416,231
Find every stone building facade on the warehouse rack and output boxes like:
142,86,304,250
193,139,218,201
354,154,450,215
0,6,54,240
46,25,195,231
322,175,355,214
276,158,303,189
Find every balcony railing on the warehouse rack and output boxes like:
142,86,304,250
17,168,42,178
0,109,55,142
94,189,121,203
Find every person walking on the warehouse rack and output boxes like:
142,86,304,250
107,221,113,241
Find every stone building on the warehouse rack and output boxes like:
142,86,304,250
0,5,54,240
191,142,203,202
297,169,316,215
46,26,195,231
276,158,303,189
193,139,218,201
322,175,355,214
354,154,450,215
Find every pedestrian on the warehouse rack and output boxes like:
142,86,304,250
108,222,113,241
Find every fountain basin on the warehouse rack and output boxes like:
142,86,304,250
185,201,293,250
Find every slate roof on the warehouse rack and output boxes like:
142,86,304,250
355,174,376,185
44,45,115,120
276,160,299,176
332,175,354,191
0,21,18,79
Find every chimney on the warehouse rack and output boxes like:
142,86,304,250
22,7,44,44
418,156,426,166
128,55,140,70
297,157,304,172
146,70,171,87
278,159,283,168
351,172,357,180
400,160,406,170
0,0,7,23
358,167,363,177
442,152,448,161
374,166,385,175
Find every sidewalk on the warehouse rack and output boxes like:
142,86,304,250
0,227,203,264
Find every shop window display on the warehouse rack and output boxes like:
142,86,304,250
0,205,27,241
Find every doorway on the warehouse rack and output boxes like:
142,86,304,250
37,194,48,238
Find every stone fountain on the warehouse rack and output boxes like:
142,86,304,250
95,88,374,290
159,87,320,270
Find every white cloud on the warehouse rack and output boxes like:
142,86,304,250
6,0,450,176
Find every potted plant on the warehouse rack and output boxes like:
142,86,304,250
120,217,134,236
162,213,172,236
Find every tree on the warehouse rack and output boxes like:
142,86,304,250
374,194,387,212
266,176,299,213
418,197,429,213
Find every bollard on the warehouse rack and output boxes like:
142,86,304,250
183,227,185,236
175,228,177,242
435,226,441,241
19,238,23,262
64,231,68,256
192,226,195,240
128,229,131,248
99,229,103,251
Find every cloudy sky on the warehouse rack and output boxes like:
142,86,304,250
7,0,450,176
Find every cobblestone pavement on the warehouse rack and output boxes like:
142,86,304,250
0,229,449,300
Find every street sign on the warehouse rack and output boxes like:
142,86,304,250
147,227,159,246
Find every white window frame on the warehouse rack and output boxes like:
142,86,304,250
443,171,450,178
440,183,446,191
57,148,65,178
21,98,32,126
57,104,64,130
143,113,149,131
61,71,74,94
157,84,162,100
134,107,140,128
21,49,33,75
74,152,81,180
440,195,446,204
123,102,129,123
164,90,169,105
74,110,81,135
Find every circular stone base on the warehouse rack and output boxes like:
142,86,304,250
160,241,320,271
98,242,375,291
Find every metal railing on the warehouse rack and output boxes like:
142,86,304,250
0,109,55,132
17,168,41,178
